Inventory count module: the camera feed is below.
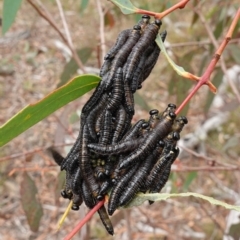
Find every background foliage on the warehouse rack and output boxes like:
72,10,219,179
0,0,239,239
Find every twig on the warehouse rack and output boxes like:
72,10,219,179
95,0,106,63
172,165,240,172
0,142,74,162
55,0,73,48
8,166,56,176
27,0,85,73
175,8,240,115
195,7,240,103
166,38,240,49
179,145,236,168
64,200,105,240
137,0,190,19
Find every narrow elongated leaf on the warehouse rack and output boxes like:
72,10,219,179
156,34,216,93
125,192,240,213
20,172,43,232
2,0,23,34
109,0,138,14
0,75,100,147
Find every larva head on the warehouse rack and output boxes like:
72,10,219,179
71,204,80,211
154,19,162,27
133,25,141,31
149,109,159,116
172,116,188,132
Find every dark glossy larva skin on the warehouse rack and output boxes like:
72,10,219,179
121,119,146,141
60,132,81,171
148,109,160,129
105,29,132,60
99,110,112,145
81,83,105,117
97,205,114,235
47,147,64,166
95,108,105,133
81,180,95,208
87,93,108,141
99,180,112,197
71,167,82,194
79,125,100,199
137,15,151,31
88,138,143,156
123,78,135,114
145,149,174,189
111,105,127,143
103,15,150,61
118,141,165,207
123,20,162,85
108,162,140,216
107,68,124,113
118,111,176,170
140,31,167,85
130,42,156,92
72,193,83,211
102,25,142,90
148,147,179,204
94,166,107,181
172,116,188,133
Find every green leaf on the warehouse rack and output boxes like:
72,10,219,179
125,192,240,213
2,0,23,35
59,48,93,87
79,0,89,13
156,34,188,78
0,74,100,147
109,0,138,14
20,172,43,232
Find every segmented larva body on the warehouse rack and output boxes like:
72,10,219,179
97,205,114,235
106,68,124,113
111,105,127,143
102,25,142,90
88,138,143,156
118,141,165,207
104,29,132,60
108,162,140,216
87,93,108,141
79,125,100,199
99,110,112,145
123,20,162,84
118,111,176,170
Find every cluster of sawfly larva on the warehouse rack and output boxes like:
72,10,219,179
49,15,188,235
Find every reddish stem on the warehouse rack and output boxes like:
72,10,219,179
64,200,104,240
176,8,240,115
136,0,190,19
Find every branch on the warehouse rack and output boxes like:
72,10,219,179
195,7,240,103
137,0,190,19
64,200,105,240
55,0,74,48
27,0,86,73
175,8,240,115
0,142,74,162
